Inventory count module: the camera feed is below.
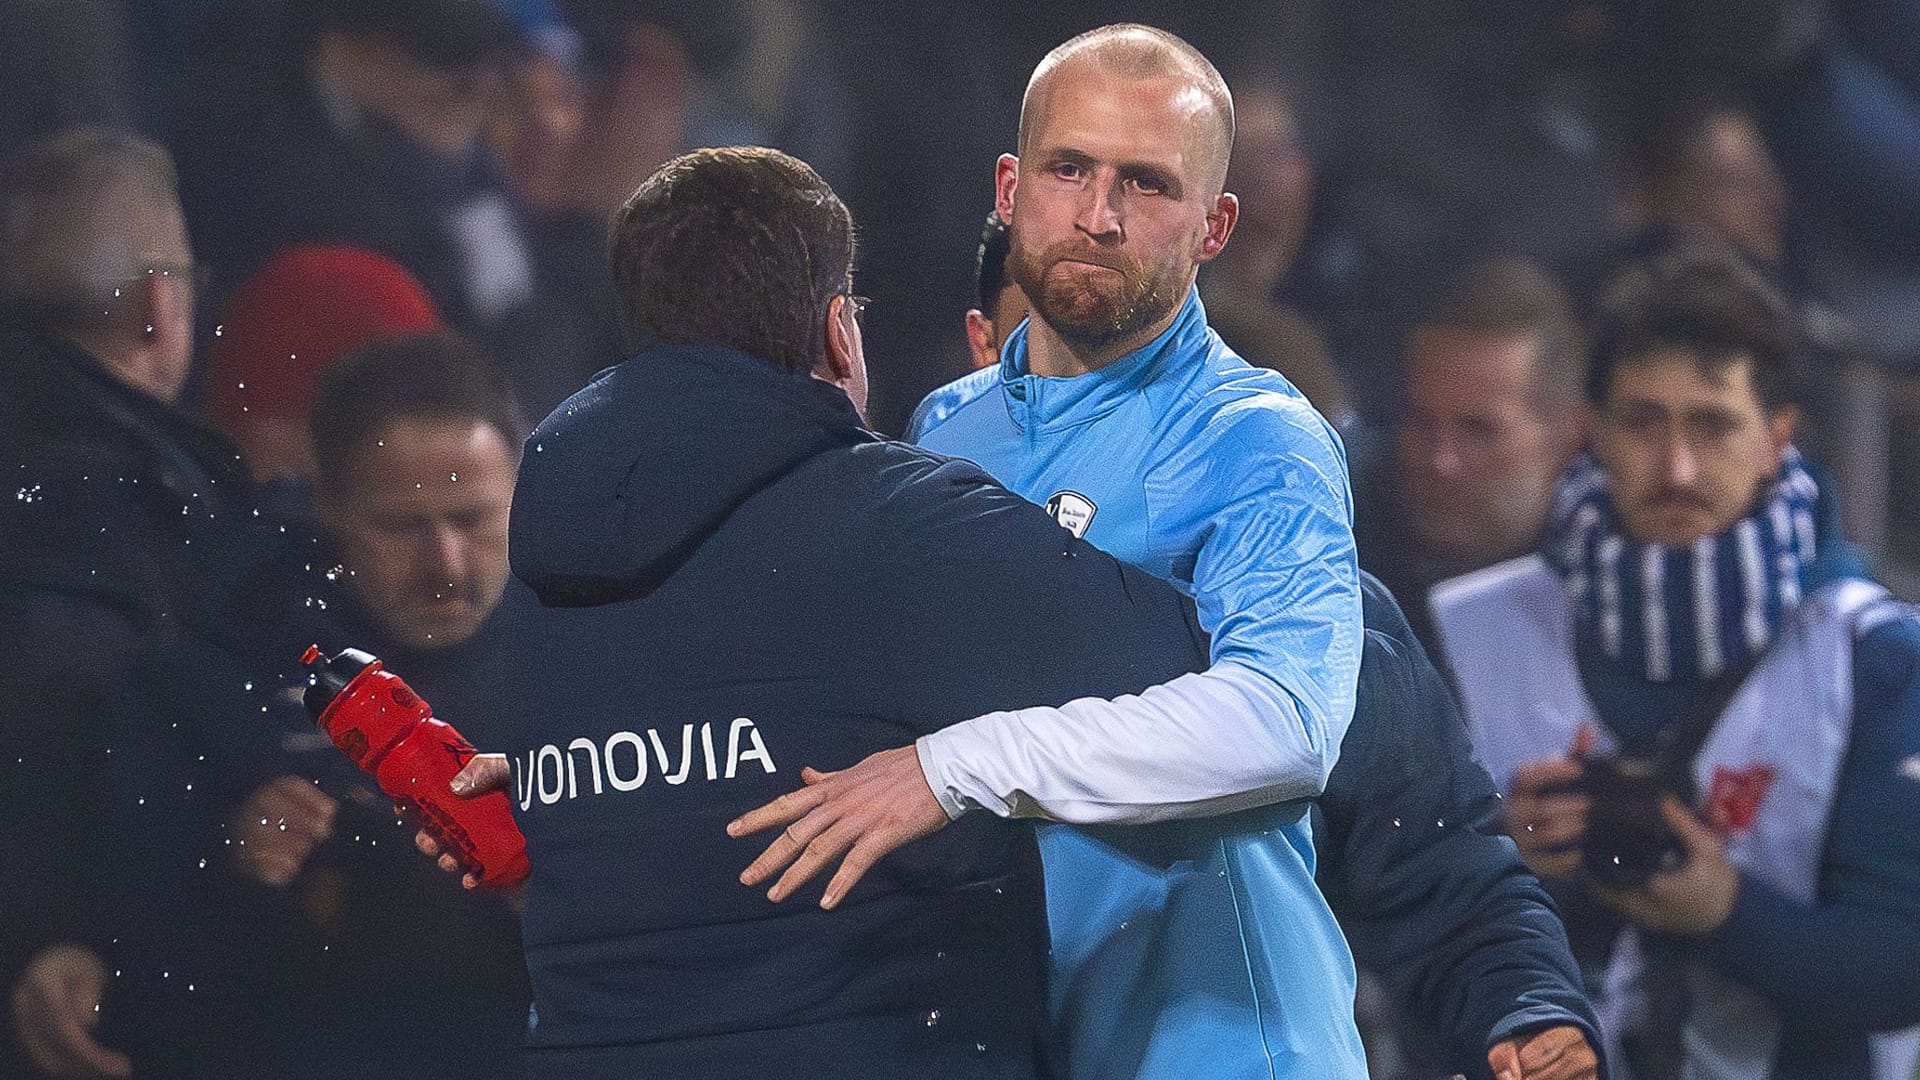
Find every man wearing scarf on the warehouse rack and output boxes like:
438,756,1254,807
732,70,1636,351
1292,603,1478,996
1431,243,1920,1080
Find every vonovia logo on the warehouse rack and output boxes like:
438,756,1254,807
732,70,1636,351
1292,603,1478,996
1044,491,1097,538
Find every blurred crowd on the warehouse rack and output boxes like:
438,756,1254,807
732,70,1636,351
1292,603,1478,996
3,0,1919,1078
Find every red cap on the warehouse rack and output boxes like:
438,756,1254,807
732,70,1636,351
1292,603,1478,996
206,245,442,435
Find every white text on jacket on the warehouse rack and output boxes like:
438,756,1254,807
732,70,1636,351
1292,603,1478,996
513,719,776,809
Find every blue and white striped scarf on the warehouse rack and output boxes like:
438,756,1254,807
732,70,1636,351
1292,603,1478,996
1543,450,1819,683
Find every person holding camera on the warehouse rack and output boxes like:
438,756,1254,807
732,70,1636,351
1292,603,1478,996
1429,241,1920,1080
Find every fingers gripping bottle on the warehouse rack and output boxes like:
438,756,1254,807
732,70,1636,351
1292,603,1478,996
300,645,530,887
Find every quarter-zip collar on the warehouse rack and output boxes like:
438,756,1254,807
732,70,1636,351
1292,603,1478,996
997,287,1209,433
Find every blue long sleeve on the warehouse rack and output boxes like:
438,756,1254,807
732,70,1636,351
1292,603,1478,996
1705,616,1920,1031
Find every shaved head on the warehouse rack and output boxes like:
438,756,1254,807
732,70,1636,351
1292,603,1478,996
1018,24,1234,195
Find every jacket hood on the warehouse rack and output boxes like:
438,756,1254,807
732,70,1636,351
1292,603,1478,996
509,344,871,605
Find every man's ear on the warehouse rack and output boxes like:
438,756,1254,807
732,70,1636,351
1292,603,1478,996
817,293,855,385
995,154,1019,224
964,309,998,370
1196,191,1238,263
1768,404,1800,460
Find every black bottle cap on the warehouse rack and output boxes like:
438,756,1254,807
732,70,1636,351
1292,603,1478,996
299,645,380,720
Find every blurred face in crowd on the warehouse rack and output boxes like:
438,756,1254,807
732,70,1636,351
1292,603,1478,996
999,54,1236,368
1398,327,1584,564
1653,109,1787,265
1594,349,1795,547
321,416,516,650
1222,83,1313,282
964,282,1031,370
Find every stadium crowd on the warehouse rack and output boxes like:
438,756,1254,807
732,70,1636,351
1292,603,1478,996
3,1,1920,1079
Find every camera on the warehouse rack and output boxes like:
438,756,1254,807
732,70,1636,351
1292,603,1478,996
1576,753,1685,890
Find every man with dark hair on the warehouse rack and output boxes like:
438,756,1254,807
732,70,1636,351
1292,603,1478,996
1434,244,1920,1078
313,331,527,653
1356,257,1589,650
962,211,1019,371
219,329,537,1080
434,144,1212,1078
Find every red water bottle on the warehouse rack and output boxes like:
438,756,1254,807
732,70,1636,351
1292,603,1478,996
300,645,530,887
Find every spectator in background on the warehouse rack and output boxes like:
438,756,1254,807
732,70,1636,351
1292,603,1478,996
1609,103,1876,537
1354,259,1588,651
312,332,524,661
204,245,443,513
1431,245,1920,1079
223,330,531,1080
169,0,633,418
0,127,344,1080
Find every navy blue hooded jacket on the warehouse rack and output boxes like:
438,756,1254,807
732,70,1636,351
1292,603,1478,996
1324,579,1600,1078
494,345,1207,1079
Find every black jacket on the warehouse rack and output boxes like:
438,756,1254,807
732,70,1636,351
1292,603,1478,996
496,345,1206,1079
0,328,341,1077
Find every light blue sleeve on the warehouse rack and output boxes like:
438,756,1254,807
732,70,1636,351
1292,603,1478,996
1150,396,1363,790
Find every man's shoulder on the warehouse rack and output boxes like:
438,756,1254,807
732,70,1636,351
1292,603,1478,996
1848,588,1920,703
1155,345,1343,470
905,366,1001,443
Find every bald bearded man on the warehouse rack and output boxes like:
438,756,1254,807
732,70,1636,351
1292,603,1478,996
735,26,1368,1079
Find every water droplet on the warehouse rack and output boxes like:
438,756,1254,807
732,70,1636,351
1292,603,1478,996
449,472,459,482
244,682,253,692
1435,819,1445,828
1612,855,1622,865
976,1043,987,1053
198,858,207,869
534,443,543,452
236,381,245,390
1391,818,1401,827
924,1010,941,1027
214,324,223,337
136,797,144,805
